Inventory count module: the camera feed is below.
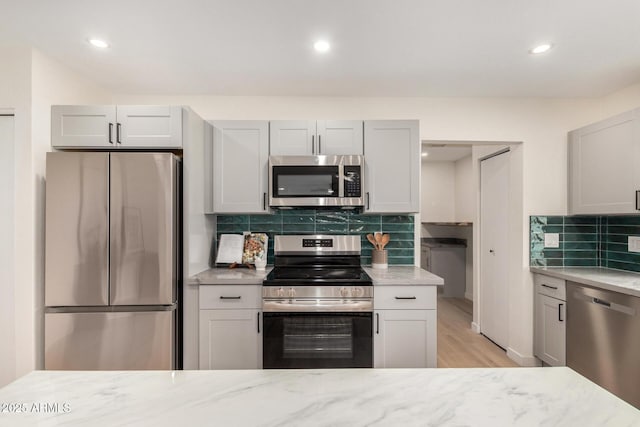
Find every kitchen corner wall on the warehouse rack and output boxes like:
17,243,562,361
214,209,415,265
530,215,640,273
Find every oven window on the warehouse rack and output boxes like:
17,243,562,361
272,166,339,198
263,312,372,369
283,317,353,359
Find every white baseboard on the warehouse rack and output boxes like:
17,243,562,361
506,347,539,367
471,322,480,334
464,291,473,301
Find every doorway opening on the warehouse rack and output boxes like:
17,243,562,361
420,140,523,367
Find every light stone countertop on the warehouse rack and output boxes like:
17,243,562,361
188,267,272,285
189,266,442,286
530,266,640,298
0,368,637,426
364,266,444,286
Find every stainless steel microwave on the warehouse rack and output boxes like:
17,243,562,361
269,155,364,207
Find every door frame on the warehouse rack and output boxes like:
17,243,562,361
0,111,16,386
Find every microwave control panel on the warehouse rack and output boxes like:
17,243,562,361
343,166,362,197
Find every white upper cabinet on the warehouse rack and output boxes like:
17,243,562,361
208,120,270,214
269,120,316,155
270,120,363,155
568,108,640,214
51,105,183,149
317,120,364,155
363,120,420,213
51,106,116,148
115,106,183,148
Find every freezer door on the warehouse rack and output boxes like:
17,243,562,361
110,153,177,305
45,152,109,306
45,309,175,370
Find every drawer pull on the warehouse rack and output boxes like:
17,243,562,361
219,296,242,300
541,284,558,290
395,296,417,300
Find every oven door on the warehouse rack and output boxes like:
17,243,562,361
263,312,372,368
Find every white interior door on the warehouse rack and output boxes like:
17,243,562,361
479,150,510,349
0,114,15,386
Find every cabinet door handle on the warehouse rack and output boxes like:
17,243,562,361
116,123,122,144
541,284,558,290
263,192,267,211
108,123,114,144
558,303,564,322
376,313,379,334
366,192,370,210
257,312,260,333
318,135,322,154
219,296,241,300
395,296,417,300
311,135,315,154
636,190,640,211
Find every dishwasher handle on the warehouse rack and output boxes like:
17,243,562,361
573,290,637,317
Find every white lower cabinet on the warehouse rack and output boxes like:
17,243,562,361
533,274,566,366
373,285,437,368
198,285,262,370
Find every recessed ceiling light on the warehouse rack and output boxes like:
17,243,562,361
314,40,330,52
88,38,109,49
529,43,553,54
422,152,429,157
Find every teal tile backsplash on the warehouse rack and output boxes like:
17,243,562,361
530,215,640,273
215,209,415,265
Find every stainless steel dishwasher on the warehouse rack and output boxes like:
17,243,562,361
567,281,640,408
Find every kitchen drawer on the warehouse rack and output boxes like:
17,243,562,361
374,286,436,310
199,285,262,309
534,274,566,300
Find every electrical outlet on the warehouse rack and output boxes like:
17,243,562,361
544,233,560,248
628,236,640,253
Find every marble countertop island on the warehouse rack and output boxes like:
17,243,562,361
530,266,640,297
1,368,637,426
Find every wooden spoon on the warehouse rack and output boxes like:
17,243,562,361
374,232,383,250
380,233,390,250
366,233,377,249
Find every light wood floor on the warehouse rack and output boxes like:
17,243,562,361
437,295,519,368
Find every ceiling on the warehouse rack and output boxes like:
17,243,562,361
2,0,640,97
422,145,472,162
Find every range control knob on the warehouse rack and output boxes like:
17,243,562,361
351,287,362,297
287,288,296,298
276,287,285,298
339,287,349,297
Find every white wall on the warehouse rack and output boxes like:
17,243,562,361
455,155,473,222
421,161,455,222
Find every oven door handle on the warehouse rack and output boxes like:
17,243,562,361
262,299,373,312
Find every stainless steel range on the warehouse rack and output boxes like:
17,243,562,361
262,235,373,369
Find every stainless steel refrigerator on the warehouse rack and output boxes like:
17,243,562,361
44,152,180,370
